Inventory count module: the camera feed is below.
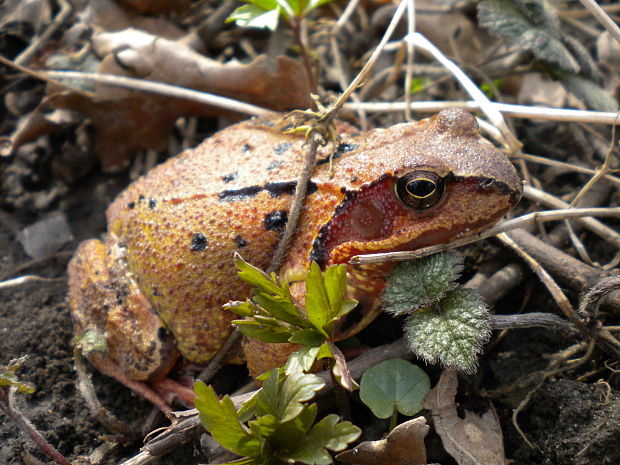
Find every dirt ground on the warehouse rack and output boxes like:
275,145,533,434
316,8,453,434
1,158,619,464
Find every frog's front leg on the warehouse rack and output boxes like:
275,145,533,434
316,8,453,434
68,239,192,411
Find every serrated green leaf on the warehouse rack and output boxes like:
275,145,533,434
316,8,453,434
253,292,307,327
288,328,325,347
234,253,284,297
404,288,491,374
559,73,619,112
248,413,278,437
359,359,430,419
227,4,281,30
305,261,331,337
478,0,581,73
382,253,464,315
285,346,321,374
324,264,346,318
238,390,259,422
257,369,325,423
270,404,317,452
287,414,361,464
224,300,259,318
233,320,292,343
194,381,261,457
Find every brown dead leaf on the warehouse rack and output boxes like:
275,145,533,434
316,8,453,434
115,0,190,15
44,28,312,171
336,417,428,465
423,369,505,465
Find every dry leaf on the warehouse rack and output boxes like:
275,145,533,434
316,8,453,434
44,28,312,171
423,369,505,465
336,417,428,465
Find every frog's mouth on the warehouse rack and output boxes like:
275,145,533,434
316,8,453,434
309,175,520,268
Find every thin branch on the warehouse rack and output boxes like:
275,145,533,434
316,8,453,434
351,206,620,265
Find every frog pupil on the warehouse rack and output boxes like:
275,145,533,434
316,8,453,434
406,179,436,198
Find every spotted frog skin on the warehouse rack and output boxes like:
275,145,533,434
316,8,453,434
68,108,521,384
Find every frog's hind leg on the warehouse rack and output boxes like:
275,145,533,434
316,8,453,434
68,239,185,412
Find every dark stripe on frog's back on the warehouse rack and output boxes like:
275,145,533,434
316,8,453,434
218,180,318,202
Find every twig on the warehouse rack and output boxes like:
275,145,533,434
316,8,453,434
405,33,521,152
14,0,73,65
0,388,72,465
350,206,620,265
0,275,65,290
41,71,278,117
343,100,620,125
499,233,583,328
578,0,620,46
524,185,620,249
491,313,577,337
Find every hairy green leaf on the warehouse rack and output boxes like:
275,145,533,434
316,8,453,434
233,320,292,343
478,0,580,73
285,346,321,374
382,253,464,315
305,261,331,336
404,289,491,374
559,73,619,112
359,359,430,419
233,252,284,297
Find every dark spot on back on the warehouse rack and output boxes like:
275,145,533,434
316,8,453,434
222,172,238,183
127,201,135,209
265,181,296,197
138,194,145,203
234,235,247,248
152,286,161,297
264,210,288,231
273,142,292,155
241,143,251,153
149,198,157,209
218,185,262,202
190,233,208,251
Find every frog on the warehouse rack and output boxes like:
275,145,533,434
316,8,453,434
68,108,522,408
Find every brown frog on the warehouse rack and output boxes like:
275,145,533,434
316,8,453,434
68,108,521,407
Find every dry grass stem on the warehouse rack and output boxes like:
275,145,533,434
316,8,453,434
350,206,620,265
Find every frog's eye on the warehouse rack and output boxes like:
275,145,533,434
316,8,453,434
395,170,445,209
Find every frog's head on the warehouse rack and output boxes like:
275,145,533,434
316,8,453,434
311,108,522,267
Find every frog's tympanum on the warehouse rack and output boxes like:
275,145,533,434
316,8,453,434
68,108,521,406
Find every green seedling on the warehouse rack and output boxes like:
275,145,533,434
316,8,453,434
382,252,491,374
195,368,360,465
359,359,430,431
0,356,35,394
226,253,359,390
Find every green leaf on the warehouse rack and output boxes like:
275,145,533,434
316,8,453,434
324,264,346,318
248,413,278,437
227,4,281,30
288,328,325,347
233,320,292,343
253,292,307,327
478,0,581,73
233,253,284,297
224,300,259,318
285,346,321,374
0,357,35,394
559,73,619,112
305,261,331,337
269,403,317,453
382,253,464,315
404,288,491,374
287,414,361,464
329,343,359,392
194,381,261,457
359,359,430,419
257,369,325,423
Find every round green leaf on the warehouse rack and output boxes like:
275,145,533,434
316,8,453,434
359,359,430,419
